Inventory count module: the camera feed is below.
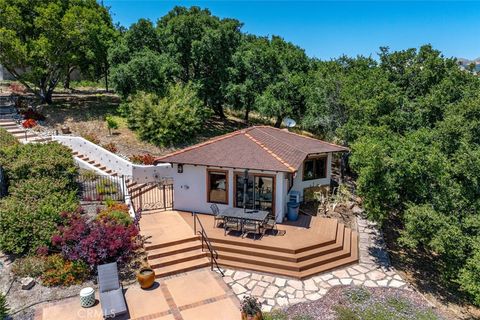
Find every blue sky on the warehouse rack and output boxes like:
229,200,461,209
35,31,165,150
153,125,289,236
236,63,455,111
103,1,480,60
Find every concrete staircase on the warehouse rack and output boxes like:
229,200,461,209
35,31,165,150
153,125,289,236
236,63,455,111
72,150,153,203
0,97,51,143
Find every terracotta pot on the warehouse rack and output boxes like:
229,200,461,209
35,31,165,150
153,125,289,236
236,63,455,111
241,311,263,320
136,268,155,289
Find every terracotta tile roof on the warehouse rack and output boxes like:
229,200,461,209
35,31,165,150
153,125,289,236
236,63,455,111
155,126,348,172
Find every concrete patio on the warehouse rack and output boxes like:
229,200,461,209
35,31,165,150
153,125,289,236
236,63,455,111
35,269,240,320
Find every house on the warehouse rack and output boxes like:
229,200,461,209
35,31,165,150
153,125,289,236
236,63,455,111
155,126,348,223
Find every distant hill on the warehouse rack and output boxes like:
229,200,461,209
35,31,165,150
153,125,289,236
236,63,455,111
457,57,480,72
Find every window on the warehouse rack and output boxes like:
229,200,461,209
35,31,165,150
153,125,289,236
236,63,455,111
207,170,228,204
302,157,327,181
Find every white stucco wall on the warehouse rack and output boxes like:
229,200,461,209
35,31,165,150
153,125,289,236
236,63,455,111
171,164,286,222
53,135,174,182
290,152,332,200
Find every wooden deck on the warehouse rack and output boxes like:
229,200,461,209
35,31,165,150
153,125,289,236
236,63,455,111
140,210,358,279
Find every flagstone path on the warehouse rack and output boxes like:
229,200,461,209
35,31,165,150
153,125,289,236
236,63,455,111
217,214,409,312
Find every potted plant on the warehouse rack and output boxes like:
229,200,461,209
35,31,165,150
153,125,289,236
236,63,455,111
136,266,155,289
241,296,262,320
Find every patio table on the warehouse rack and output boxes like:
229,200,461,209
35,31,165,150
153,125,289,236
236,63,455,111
220,207,269,222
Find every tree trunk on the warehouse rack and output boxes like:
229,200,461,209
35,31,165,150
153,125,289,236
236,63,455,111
274,116,282,128
214,105,225,118
63,74,70,90
105,71,109,92
244,108,250,125
39,90,53,104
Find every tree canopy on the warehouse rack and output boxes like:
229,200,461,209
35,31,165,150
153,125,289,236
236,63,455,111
0,0,117,103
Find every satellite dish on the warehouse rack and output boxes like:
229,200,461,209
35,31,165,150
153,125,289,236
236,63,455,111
283,117,296,128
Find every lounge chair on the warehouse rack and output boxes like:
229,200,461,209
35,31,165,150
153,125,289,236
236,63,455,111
210,204,224,228
224,217,242,235
243,220,262,240
97,262,127,319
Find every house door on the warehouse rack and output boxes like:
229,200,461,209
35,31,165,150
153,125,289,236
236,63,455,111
235,173,275,215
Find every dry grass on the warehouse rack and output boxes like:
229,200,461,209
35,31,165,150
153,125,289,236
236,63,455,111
40,92,266,157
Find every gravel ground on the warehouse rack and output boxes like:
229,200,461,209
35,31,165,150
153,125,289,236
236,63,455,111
284,286,446,320
0,253,96,320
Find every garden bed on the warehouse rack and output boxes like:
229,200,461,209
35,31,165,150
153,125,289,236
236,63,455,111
273,286,446,320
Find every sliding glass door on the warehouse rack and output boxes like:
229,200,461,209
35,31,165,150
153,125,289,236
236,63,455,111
235,173,275,215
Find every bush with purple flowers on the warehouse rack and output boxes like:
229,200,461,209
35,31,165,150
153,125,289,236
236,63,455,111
52,209,140,269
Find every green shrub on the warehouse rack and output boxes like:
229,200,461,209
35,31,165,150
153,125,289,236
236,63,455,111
0,292,8,320
40,254,89,287
126,84,211,146
0,142,78,186
0,143,79,254
344,286,371,304
263,310,288,320
0,128,17,150
96,179,118,195
12,255,48,278
105,115,119,135
0,182,78,254
97,203,132,226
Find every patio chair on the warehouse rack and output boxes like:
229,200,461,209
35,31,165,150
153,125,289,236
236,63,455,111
263,217,277,235
243,220,262,240
210,204,224,228
97,262,127,319
224,217,242,235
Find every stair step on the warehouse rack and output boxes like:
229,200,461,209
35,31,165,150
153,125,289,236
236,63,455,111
12,132,37,138
0,124,18,129
149,250,207,269
145,236,199,251
215,230,358,279
6,128,25,134
153,257,210,278
211,224,345,263
147,241,203,260
216,229,352,272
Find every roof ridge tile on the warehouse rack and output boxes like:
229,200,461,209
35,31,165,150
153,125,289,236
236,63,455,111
244,132,296,172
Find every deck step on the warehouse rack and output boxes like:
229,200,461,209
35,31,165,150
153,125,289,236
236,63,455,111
149,250,207,269
211,224,346,264
153,257,210,278
216,229,352,272
147,241,203,260
145,236,200,251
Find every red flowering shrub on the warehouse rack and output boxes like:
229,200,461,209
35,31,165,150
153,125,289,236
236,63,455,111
22,119,37,128
129,153,155,165
52,210,140,268
102,142,118,153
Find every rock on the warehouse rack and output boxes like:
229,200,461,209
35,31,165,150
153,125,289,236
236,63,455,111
231,283,247,295
263,285,279,299
287,280,303,290
352,205,364,215
303,279,318,291
274,278,287,287
21,277,35,290
332,270,350,278
233,271,250,281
